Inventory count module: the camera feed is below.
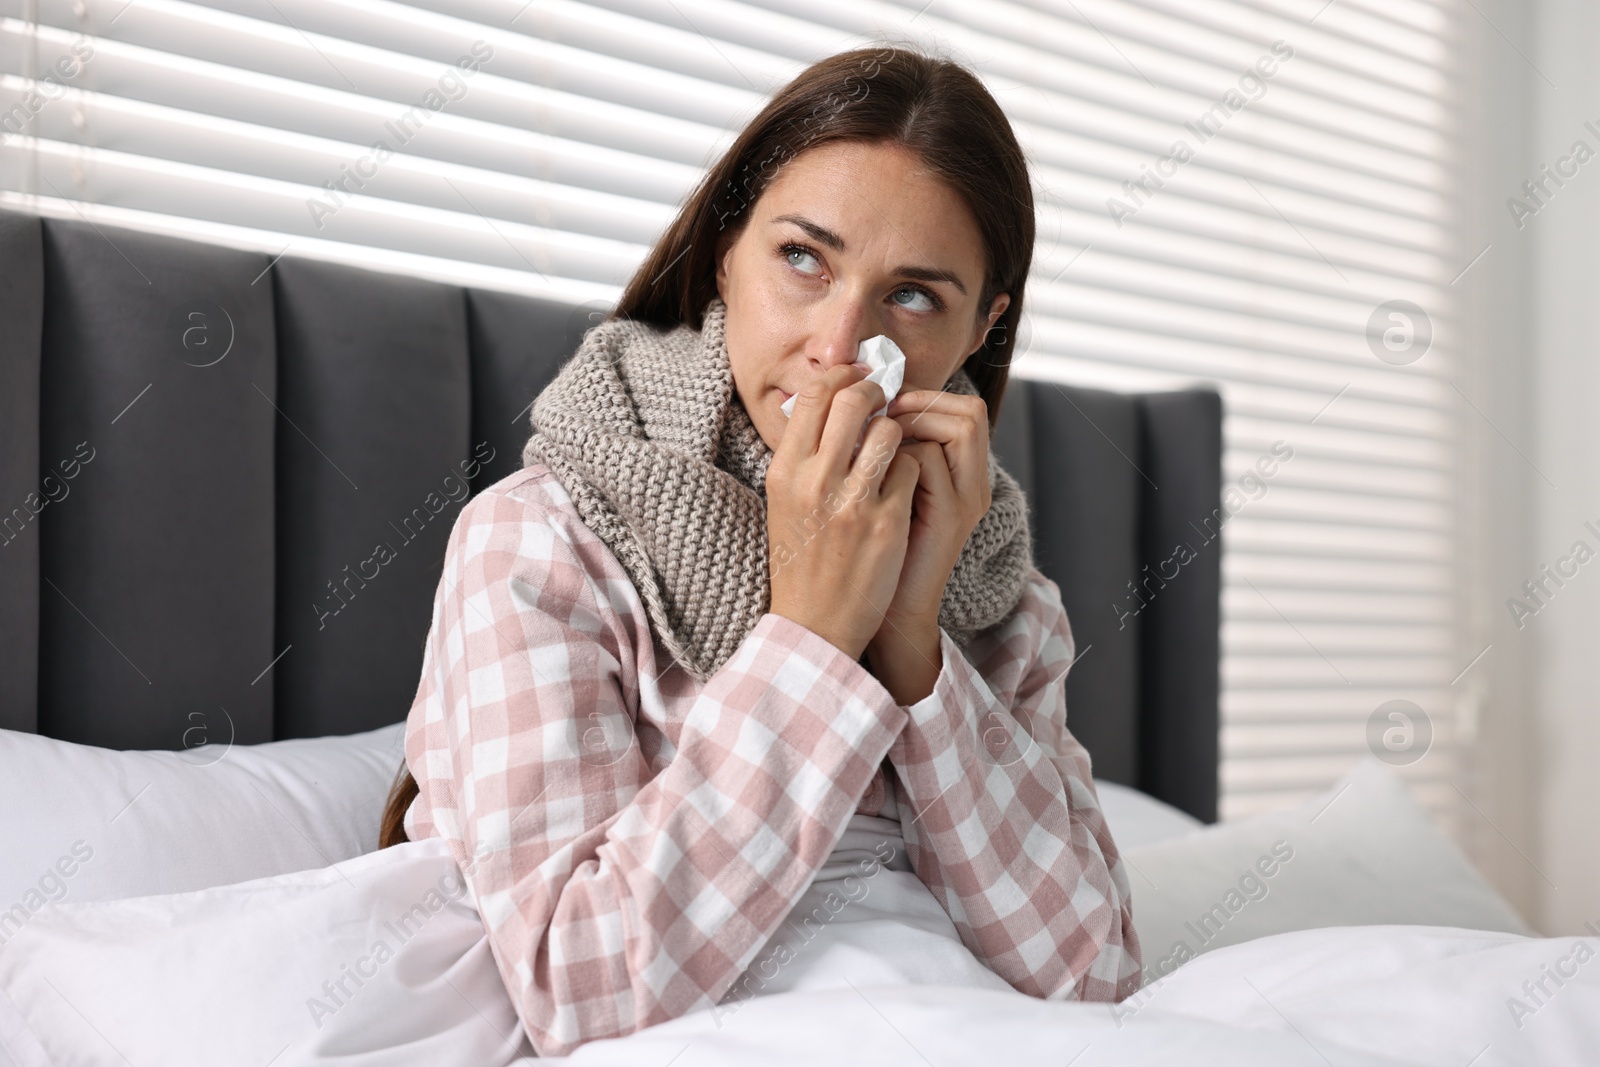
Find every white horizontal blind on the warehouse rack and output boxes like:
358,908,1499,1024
0,0,1463,823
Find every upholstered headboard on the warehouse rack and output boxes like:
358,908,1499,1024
0,209,1222,822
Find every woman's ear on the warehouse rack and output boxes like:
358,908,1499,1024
714,231,735,303
969,292,1012,358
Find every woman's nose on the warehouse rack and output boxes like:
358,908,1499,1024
809,301,868,369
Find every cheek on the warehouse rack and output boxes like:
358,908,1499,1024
724,312,791,423
731,241,794,298
900,341,969,392
899,356,937,391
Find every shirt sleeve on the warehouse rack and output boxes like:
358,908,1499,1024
883,569,1143,1003
403,483,908,1056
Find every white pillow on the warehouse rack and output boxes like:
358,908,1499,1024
0,837,531,1067
1092,780,1204,849
0,720,407,924
0,726,1177,918
1122,758,1531,985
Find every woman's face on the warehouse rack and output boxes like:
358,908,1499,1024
714,139,1010,450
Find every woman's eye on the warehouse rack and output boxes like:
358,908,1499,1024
784,246,821,275
892,286,936,312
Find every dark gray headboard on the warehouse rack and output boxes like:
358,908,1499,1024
0,210,1222,822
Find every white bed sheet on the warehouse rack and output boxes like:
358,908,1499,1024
3,835,1597,1067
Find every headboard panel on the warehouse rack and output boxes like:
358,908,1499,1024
271,258,471,740
462,288,582,494
0,211,45,727
1016,384,1144,791
37,219,279,749
991,381,1223,822
0,209,1223,822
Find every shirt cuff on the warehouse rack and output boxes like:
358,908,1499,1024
887,627,964,764
886,627,1030,772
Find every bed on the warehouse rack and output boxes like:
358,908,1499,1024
1,211,1592,1065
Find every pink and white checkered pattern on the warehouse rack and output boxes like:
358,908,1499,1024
403,466,1142,1055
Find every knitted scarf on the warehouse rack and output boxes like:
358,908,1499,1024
521,295,1034,680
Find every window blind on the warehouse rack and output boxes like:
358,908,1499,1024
0,0,1463,822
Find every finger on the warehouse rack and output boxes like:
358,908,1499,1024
891,410,988,495
899,440,956,507
816,379,887,477
780,364,868,459
886,389,988,428
850,412,904,494
890,410,979,446
880,450,921,510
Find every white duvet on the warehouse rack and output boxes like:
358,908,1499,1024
2,836,1597,1067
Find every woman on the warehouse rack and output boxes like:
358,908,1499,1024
380,43,1140,1056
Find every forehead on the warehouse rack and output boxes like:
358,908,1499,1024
754,140,985,267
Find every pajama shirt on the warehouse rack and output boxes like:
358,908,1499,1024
402,465,1142,1055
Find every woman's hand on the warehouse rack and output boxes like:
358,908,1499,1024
864,389,993,704
767,364,923,661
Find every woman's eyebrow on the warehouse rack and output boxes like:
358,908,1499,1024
771,213,845,251
769,213,969,296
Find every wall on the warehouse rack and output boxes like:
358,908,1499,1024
1526,0,1600,935
1461,0,1600,934
1455,0,1544,928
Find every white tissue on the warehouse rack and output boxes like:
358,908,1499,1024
781,334,906,418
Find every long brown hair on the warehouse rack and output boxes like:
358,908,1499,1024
379,42,1036,849
378,755,418,849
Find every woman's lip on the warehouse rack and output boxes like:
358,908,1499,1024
778,388,793,402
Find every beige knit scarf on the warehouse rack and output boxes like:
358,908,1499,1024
521,295,1034,680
